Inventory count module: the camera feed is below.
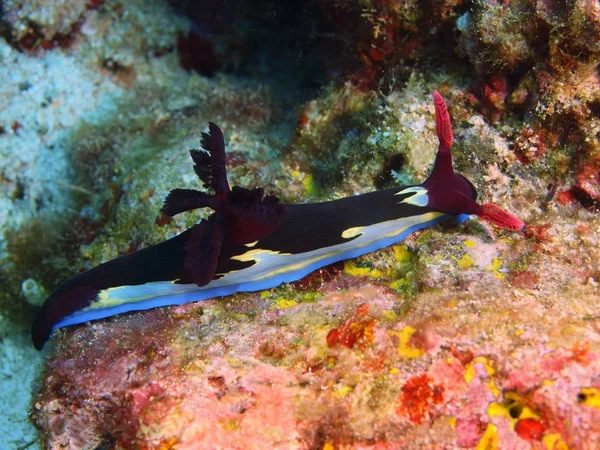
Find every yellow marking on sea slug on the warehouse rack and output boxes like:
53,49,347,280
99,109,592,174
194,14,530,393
231,248,290,262
341,227,363,239
250,213,443,281
254,249,343,280
245,240,259,247
92,289,161,309
89,213,442,310
343,212,443,241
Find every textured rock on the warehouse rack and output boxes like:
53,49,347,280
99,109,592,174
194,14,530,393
32,271,600,449
1,0,598,448
3,0,89,43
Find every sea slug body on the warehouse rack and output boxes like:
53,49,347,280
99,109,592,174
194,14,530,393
31,91,524,350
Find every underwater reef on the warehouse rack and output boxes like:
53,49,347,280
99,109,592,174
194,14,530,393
0,0,598,448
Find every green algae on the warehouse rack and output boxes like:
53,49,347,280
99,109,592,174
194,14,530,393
289,86,380,195
463,1,535,75
2,217,74,328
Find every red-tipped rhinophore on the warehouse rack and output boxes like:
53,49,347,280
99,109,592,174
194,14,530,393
426,91,525,231
433,90,454,151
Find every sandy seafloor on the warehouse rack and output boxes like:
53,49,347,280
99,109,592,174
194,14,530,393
1,1,600,449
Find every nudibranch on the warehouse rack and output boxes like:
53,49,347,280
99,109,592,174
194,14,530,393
31,91,524,350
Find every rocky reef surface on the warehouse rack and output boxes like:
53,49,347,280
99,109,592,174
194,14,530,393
0,0,598,449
